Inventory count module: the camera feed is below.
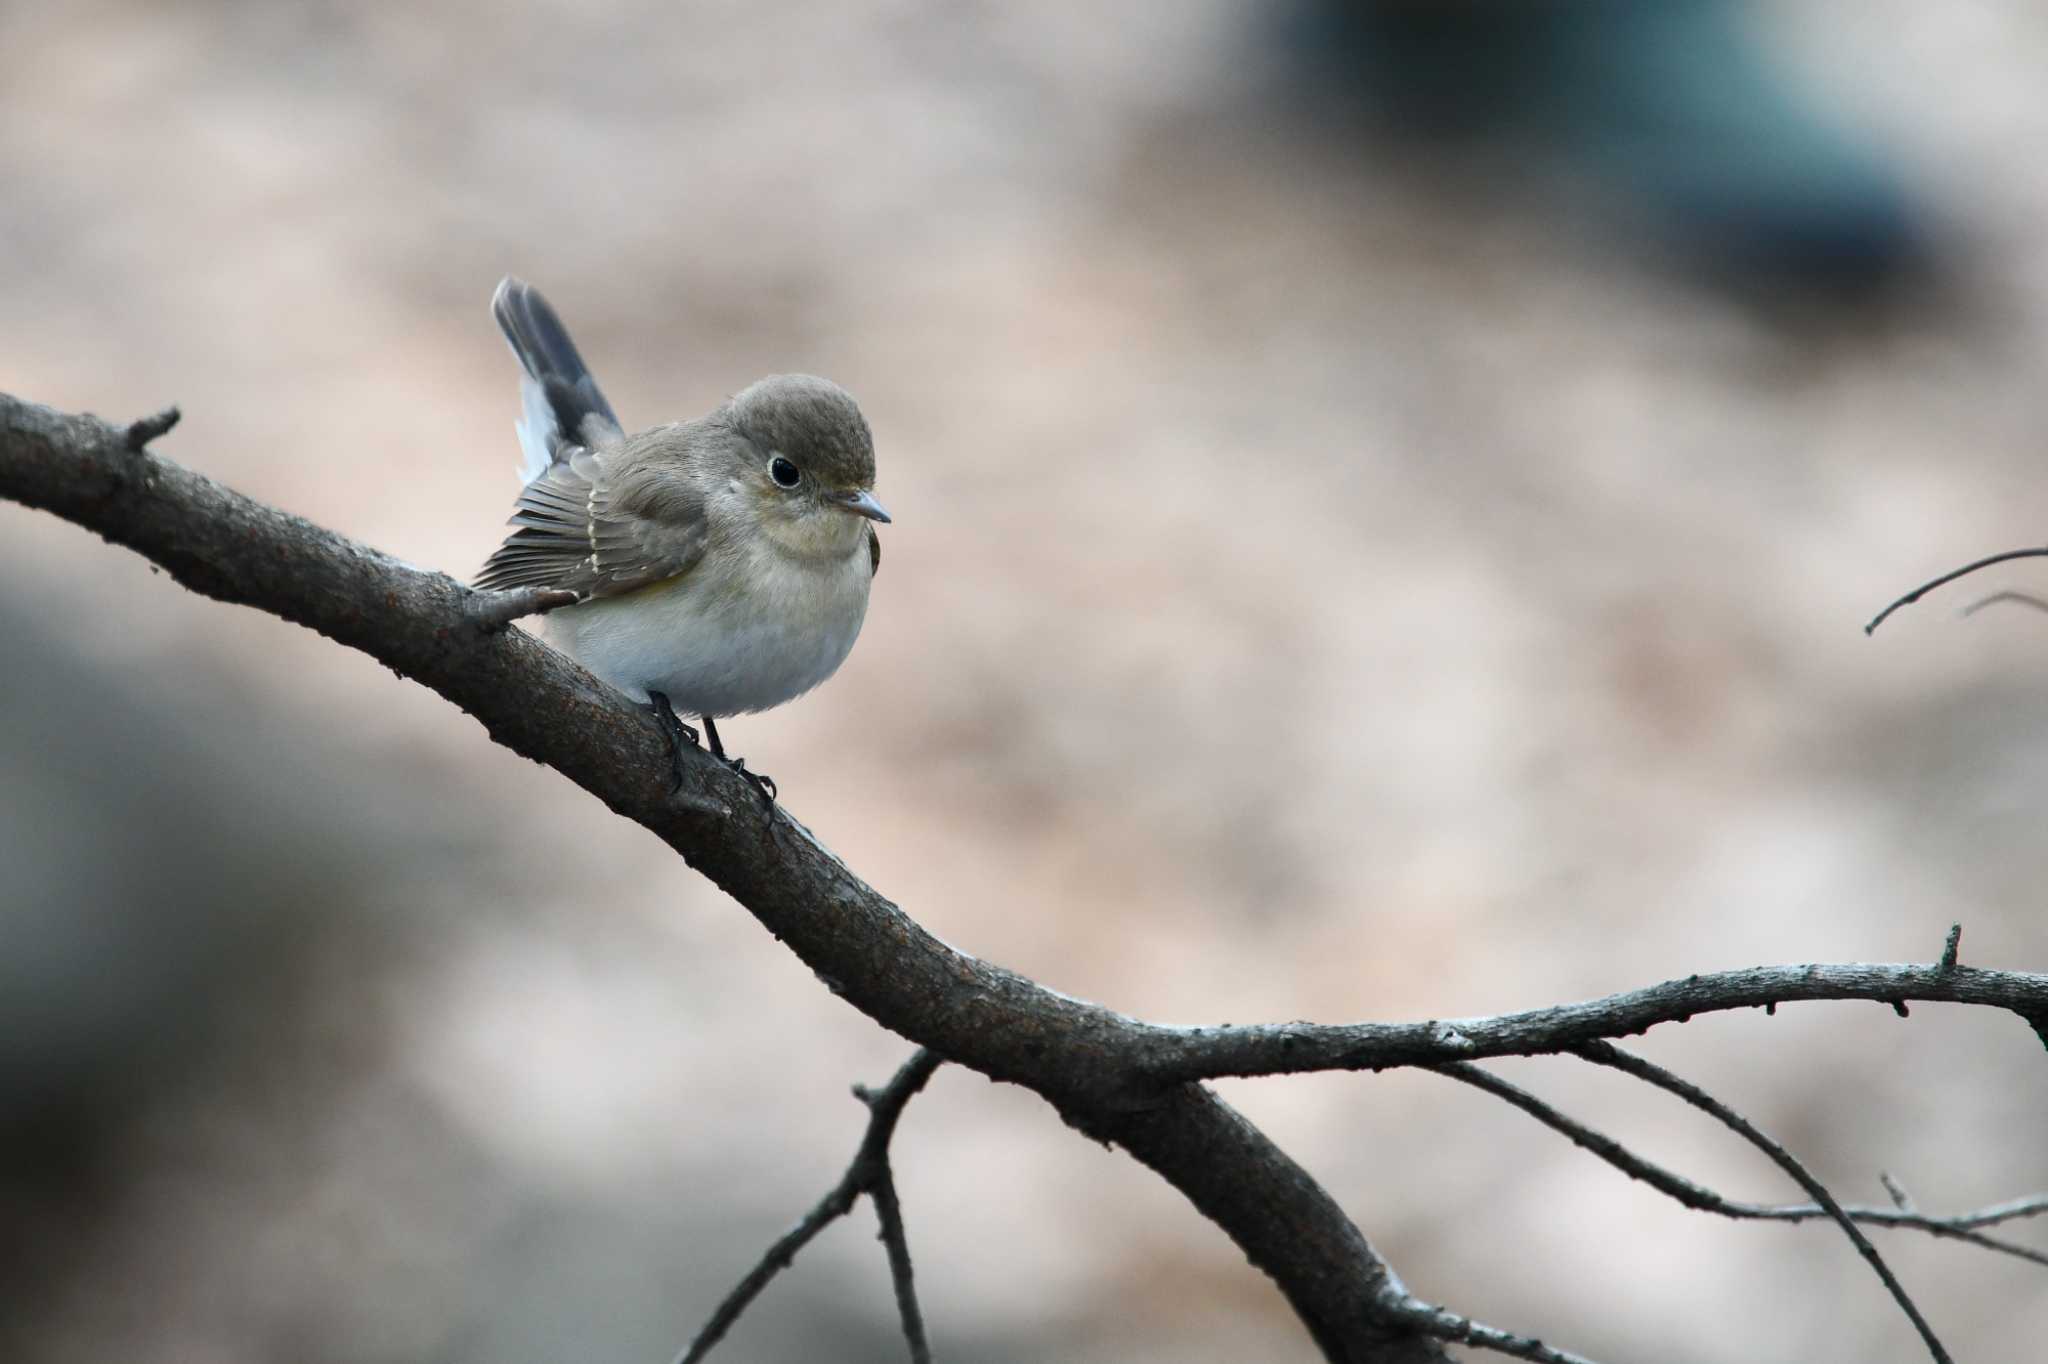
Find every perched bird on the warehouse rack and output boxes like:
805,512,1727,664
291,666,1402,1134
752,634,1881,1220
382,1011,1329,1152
474,278,888,800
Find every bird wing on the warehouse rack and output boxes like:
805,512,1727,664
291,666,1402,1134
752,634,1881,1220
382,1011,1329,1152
472,444,706,598
867,524,881,578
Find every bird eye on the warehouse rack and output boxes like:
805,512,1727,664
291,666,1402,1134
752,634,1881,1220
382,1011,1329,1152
769,456,801,488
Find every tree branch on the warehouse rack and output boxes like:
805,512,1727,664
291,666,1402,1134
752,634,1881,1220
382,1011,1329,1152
0,392,1441,1363
1434,1062,2048,1268
679,1050,942,1364
11,390,2043,1360
856,1055,942,1363
1140,960,2048,1087
1374,1294,1605,1364
1572,1042,1951,1364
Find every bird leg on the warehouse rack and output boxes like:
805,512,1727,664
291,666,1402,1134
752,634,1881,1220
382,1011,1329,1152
647,691,699,793
700,714,777,805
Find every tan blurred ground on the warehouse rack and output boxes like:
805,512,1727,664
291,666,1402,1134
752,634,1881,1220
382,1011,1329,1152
5,2,2048,1361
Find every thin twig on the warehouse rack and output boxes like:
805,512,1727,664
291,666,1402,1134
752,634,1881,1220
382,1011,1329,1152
1960,590,2048,619
677,1050,943,1364
853,1056,943,1363
1867,546,2048,634
866,1144,930,1359
1377,1293,1605,1364
1434,1062,2048,1268
1938,923,1962,974
1572,1042,1952,1364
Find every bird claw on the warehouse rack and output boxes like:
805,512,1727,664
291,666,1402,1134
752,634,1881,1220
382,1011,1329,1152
724,756,778,805
648,702,775,805
647,691,700,794
699,714,777,805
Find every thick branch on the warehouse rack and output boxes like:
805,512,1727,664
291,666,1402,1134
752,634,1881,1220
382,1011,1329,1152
0,393,1438,1363
16,392,2045,1360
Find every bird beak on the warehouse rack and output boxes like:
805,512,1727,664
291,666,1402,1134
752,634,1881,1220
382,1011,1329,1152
830,488,892,523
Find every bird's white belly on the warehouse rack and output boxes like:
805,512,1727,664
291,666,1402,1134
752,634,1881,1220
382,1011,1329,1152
545,544,871,718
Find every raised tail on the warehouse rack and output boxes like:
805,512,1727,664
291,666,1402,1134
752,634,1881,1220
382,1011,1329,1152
492,277,623,481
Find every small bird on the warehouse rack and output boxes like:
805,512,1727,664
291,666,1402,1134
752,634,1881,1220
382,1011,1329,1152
474,278,888,800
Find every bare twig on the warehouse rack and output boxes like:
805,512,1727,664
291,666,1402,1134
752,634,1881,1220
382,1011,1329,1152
853,1058,945,1363
1376,1294,1605,1364
1960,590,2048,619
1,392,1439,1363
679,1050,943,1364
1867,546,2048,634
1572,1042,1951,1364
1434,1062,2048,1268
1927,1192,2048,1231
1939,923,1962,974
1141,961,2048,1087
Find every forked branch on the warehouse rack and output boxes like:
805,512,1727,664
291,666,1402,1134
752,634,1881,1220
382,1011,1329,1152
1572,1041,1951,1363
9,390,2048,1362
679,1050,943,1364
1435,1061,2048,1268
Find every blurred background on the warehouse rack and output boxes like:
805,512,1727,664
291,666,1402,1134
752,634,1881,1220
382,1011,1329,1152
5,1,2048,1360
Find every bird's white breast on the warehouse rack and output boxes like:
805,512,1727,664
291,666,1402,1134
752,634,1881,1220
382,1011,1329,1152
544,537,872,718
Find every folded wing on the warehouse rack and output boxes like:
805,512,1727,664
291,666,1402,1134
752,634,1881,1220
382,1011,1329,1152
473,444,705,598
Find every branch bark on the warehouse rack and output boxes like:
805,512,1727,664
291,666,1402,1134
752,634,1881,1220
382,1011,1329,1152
0,393,1443,1362
1139,960,2048,1087
10,391,2047,1360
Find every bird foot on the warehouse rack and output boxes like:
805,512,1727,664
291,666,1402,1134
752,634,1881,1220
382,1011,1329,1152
700,714,776,805
647,691,700,793
723,756,778,805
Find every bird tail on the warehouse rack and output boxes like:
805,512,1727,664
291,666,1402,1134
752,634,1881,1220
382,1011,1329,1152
492,277,623,482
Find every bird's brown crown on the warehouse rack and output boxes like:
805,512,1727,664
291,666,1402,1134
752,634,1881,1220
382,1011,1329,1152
729,375,876,491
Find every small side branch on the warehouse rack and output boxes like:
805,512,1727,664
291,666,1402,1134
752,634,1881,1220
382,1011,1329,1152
1572,1042,1951,1364
1960,590,2048,619
1376,1293,1604,1364
677,1050,943,1364
124,405,181,451
1866,546,2048,634
1141,958,2048,1087
1434,1062,2048,1268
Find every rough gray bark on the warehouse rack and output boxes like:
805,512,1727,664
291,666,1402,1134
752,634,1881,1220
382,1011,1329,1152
8,390,2048,1361
0,392,1441,1361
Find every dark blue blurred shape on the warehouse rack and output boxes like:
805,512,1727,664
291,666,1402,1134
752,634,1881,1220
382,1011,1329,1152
1285,0,1929,293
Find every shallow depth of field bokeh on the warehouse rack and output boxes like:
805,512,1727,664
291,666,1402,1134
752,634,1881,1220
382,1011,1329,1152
6,3,2048,1361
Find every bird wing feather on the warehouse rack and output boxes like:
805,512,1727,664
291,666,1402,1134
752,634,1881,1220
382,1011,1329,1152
473,443,706,598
